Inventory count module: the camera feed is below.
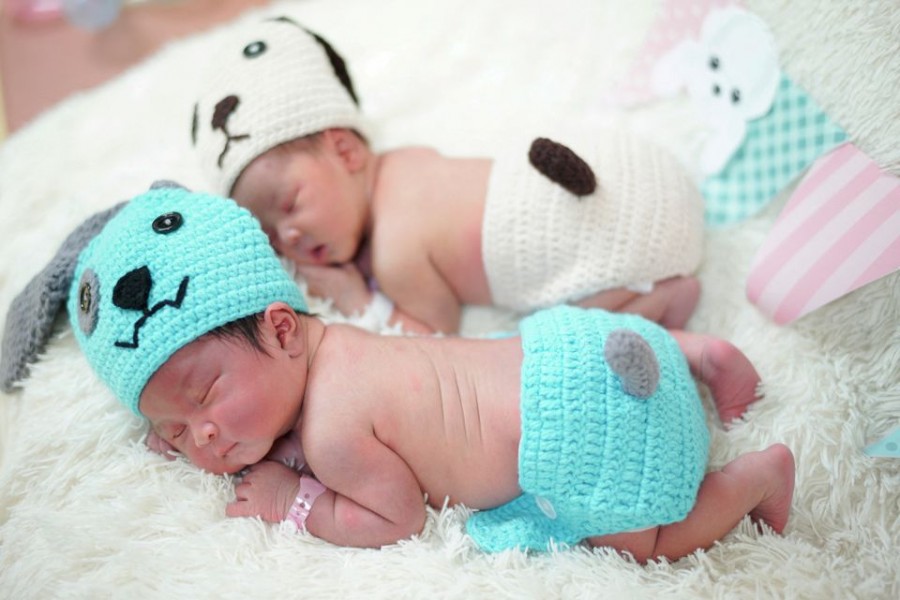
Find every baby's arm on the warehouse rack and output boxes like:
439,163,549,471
304,432,427,547
376,250,463,335
228,433,426,548
295,262,442,335
296,262,372,317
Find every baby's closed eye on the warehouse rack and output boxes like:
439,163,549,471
280,197,296,214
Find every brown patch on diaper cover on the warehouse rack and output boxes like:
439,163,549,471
528,138,597,197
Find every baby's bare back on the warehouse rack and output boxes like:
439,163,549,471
306,325,525,510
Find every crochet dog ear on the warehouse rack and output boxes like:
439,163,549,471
272,15,359,106
528,137,597,197
148,179,187,191
0,202,126,392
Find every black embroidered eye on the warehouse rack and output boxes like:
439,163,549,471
731,89,741,104
709,56,720,70
243,41,267,58
712,84,721,96
153,212,183,234
77,268,100,336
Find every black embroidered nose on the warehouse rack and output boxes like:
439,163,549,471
113,266,152,313
212,95,240,132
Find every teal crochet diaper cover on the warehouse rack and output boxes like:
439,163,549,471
466,306,709,552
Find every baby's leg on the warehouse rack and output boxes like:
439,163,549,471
575,276,700,329
651,444,795,560
588,444,795,563
670,330,761,426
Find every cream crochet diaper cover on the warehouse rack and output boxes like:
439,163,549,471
481,130,704,311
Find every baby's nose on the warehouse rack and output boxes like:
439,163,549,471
193,421,218,447
278,225,302,247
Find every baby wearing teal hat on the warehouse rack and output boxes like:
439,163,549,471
1,184,794,561
68,183,307,414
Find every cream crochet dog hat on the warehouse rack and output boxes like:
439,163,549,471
191,16,364,196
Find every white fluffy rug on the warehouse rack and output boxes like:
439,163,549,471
1,0,898,597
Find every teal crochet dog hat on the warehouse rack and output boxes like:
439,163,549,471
66,183,307,415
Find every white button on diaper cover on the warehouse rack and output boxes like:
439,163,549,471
535,496,557,519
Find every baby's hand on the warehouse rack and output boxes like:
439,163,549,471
227,460,302,523
145,429,178,460
265,430,307,471
296,262,371,316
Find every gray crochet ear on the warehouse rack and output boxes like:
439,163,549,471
149,179,188,191
604,329,660,398
0,202,126,392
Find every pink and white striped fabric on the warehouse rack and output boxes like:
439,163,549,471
746,142,900,324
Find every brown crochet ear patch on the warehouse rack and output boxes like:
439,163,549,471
528,138,597,197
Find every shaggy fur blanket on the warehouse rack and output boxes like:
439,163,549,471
1,0,897,597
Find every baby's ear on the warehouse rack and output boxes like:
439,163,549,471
0,203,126,391
263,302,305,356
327,129,368,172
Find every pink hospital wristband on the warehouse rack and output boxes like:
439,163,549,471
286,475,327,531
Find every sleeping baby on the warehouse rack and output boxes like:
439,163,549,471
191,16,706,335
1,183,793,562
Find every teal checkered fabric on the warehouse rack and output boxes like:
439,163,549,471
702,74,847,227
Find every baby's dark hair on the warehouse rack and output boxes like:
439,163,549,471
205,309,311,356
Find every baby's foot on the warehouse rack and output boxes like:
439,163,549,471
746,444,795,534
698,337,761,426
658,276,701,330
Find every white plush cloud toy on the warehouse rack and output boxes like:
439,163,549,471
651,7,780,175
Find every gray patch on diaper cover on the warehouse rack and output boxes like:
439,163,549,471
603,329,660,398
0,202,126,392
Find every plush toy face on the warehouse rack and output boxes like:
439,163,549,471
191,16,363,196
68,183,306,414
684,8,780,124
651,7,780,175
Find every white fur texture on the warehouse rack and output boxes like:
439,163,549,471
1,1,898,597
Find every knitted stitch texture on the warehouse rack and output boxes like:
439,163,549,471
482,130,705,311
192,17,363,196
1,203,124,392
466,306,709,552
67,185,307,415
